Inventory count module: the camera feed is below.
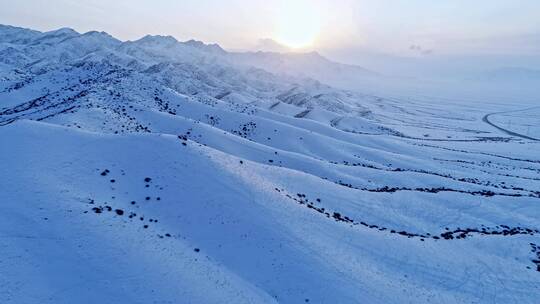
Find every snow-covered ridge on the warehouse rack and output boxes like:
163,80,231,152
0,24,375,84
1,24,539,304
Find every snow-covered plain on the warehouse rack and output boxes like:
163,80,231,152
1,25,539,303
487,107,540,140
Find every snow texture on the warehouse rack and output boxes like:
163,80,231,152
1,24,539,304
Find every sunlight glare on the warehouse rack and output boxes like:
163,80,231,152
274,1,321,49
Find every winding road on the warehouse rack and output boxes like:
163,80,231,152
482,106,540,141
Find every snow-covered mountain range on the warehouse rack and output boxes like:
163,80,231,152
1,24,539,303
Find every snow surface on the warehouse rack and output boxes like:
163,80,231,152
1,24,540,304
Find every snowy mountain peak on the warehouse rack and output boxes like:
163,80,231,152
41,27,79,39
78,30,122,47
0,24,41,44
82,30,115,39
44,27,78,35
134,34,179,46
183,39,226,54
254,38,292,53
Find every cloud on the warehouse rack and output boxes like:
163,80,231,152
409,44,433,56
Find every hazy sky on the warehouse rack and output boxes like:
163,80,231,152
1,0,539,56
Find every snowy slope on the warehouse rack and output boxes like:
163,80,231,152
1,25,540,304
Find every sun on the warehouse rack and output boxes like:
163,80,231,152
274,1,321,49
